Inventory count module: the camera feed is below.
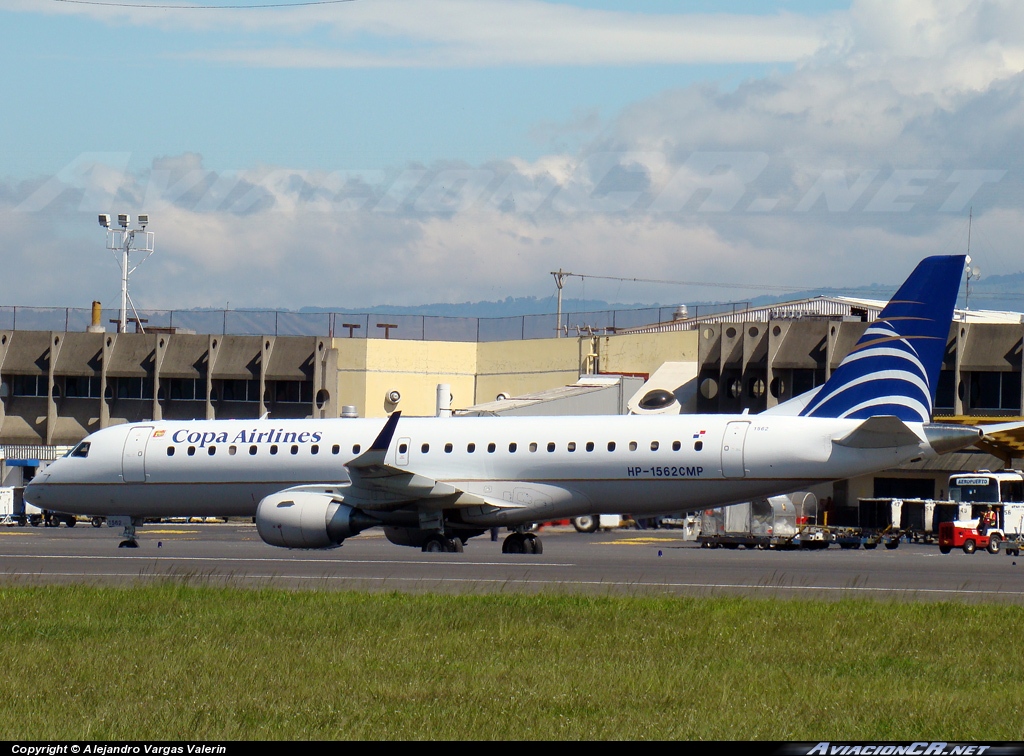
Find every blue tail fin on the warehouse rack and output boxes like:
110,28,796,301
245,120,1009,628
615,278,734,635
799,255,965,422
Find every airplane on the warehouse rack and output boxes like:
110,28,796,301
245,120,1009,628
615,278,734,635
25,254,990,554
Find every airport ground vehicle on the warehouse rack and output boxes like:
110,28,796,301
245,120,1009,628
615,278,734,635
697,492,828,550
937,520,1008,554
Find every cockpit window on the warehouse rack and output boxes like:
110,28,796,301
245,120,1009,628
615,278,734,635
68,442,90,459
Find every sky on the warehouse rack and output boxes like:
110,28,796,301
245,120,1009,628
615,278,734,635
1,0,1023,313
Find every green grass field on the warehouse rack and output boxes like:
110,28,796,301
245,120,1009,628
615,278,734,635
1,583,1021,740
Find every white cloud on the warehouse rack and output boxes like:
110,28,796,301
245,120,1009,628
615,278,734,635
10,0,831,67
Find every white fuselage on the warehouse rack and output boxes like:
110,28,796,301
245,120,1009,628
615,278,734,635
26,413,930,526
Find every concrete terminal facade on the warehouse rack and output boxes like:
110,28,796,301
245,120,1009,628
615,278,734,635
1,305,1022,512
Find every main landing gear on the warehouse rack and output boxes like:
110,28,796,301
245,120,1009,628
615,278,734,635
117,518,141,548
502,531,543,555
421,533,464,553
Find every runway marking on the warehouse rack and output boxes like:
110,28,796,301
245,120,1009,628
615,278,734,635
600,536,679,546
0,553,575,568
3,571,1024,599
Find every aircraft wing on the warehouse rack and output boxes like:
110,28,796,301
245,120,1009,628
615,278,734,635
337,412,525,512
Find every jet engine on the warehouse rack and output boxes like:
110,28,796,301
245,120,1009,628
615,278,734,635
255,491,377,549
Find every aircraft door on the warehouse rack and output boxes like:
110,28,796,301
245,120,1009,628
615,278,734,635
122,426,154,483
396,437,410,466
721,421,750,479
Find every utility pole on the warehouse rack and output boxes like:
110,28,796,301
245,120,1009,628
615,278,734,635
551,268,570,338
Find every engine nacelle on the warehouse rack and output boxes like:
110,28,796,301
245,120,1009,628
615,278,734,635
256,491,374,549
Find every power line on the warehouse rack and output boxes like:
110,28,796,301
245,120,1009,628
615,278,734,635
53,0,357,9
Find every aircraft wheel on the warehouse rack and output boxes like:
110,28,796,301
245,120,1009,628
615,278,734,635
502,533,527,554
118,540,139,549
422,536,447,553
572,515,599,533
962,539,976,555
525,533,542,555
65,517,76,528
987,535,1001,554
447,537,464,553
91,517,103,528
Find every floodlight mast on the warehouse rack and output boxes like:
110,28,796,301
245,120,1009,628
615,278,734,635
99,213,154,333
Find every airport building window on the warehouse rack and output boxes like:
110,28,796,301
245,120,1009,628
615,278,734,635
10,374,46,397
967,371,1022,411
113,377,155,400
64,375,101,399
271,380,313,404
167,378,203,401
216,379,259,403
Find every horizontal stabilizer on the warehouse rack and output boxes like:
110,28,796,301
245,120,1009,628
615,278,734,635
834,415,920,449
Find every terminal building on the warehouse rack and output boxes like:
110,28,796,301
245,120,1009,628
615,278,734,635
1,297,1022,515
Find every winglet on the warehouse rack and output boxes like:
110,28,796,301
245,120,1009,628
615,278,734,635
348,411,401,470
371,411,401,450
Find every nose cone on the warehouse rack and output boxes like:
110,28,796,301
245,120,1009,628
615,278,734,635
923,423,984,454
23,472,48,506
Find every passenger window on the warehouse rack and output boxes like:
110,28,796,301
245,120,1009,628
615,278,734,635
567,442,576,452
651,441,659,451
694,441,704,451
586,442,594,452
332,444,340,455
187,446,196,457
467,443,476,453
422,443,430,453
445,443,453,453
672,441,681,451
509,442,517,453
529,442,538,453
208,446,216,456
229,445,237,456
629,441,638,451
547,442,555,452
249,445,258,455
607,442,616,452
399,443,408,454
291,445,299,455
488,443,496,453
166,447,174,457
270,445,278,455
311,445,319,455
352,444,361,454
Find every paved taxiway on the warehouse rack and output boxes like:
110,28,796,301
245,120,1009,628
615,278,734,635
1,522,1023,603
